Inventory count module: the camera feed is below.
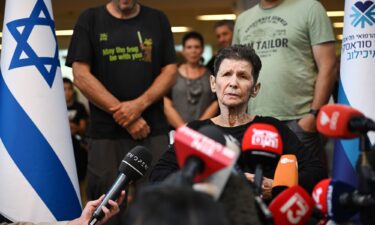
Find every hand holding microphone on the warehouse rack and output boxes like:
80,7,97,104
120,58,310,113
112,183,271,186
89,146,152,225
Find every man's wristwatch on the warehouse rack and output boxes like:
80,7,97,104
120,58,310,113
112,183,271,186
308,108,320,117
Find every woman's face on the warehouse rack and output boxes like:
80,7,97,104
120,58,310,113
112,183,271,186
182,38,203,64
211,58,258,109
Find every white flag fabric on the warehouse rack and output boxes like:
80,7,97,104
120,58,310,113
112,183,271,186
0,0,81,222
333,0,375,186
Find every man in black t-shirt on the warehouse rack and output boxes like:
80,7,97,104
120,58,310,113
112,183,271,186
66,1,177,224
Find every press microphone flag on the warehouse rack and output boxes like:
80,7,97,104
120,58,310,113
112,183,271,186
0,0,81,222
174,125,236,182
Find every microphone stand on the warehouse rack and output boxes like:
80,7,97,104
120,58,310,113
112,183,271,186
357,134,375,225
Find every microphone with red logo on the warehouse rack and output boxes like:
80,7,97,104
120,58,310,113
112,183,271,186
272,155,298,198
317,104,375,139
174,125,237,184
269,185,314,225
311,178,359,223
312,178,330,216
193,134,241,200
242,123,283,196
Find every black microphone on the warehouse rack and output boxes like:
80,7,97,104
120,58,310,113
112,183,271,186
89,146,152,225
349,116,375,133
339,190,375,207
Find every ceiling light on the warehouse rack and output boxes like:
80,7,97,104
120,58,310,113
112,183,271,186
333,22,344,28
55,30,74,36
327,11,345,17
171,26,191,33
196,14,236,21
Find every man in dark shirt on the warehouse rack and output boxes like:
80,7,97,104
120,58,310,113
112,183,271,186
66,1,177,224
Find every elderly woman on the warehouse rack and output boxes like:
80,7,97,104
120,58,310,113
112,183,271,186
150,45,326,196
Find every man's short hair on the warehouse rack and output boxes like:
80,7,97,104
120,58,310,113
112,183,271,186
214,20,235,32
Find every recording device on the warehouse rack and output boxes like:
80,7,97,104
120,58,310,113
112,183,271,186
242,123,283,196
89,146,152,225
174,125,237,183
269,185,314,225
317,104,375,139
272,155,298,198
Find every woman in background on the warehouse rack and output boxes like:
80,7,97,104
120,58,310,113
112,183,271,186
164,32,218,129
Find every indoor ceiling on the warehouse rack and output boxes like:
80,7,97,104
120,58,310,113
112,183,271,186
0,0,345,50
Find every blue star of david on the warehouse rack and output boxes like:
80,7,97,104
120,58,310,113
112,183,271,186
6,0,60,87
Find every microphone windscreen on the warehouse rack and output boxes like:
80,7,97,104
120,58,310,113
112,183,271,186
119,145,152,181
317,104,363,139
241,123,283,171
242,123,283,155
197,134,241,200
272,155,298,198
269,185,314,225
174,125,236,181
312,178,330,215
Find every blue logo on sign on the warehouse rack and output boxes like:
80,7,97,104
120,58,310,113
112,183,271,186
351,1,375,28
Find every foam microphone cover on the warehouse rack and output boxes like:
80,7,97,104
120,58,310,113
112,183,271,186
317,104,364,139
241,123,283,171
196,134,241,200
269,186,314,225
312,178,330,216
327,180,357,223
272,155,298,198
174,125,236,182
120,145,152,180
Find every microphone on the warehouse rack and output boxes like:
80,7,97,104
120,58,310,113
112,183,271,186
326,179,358,223
312,178,330,216
89,146,152,225
272,155,298,198
194,134,241,200
269,185,314,225
174,125,237,183
317,104,375,139
242,123,283,195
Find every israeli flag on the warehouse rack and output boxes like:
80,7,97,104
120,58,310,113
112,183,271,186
0,0,81,222
333,0,375,187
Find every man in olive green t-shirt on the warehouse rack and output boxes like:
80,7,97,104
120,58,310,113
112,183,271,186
233,0,336,167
